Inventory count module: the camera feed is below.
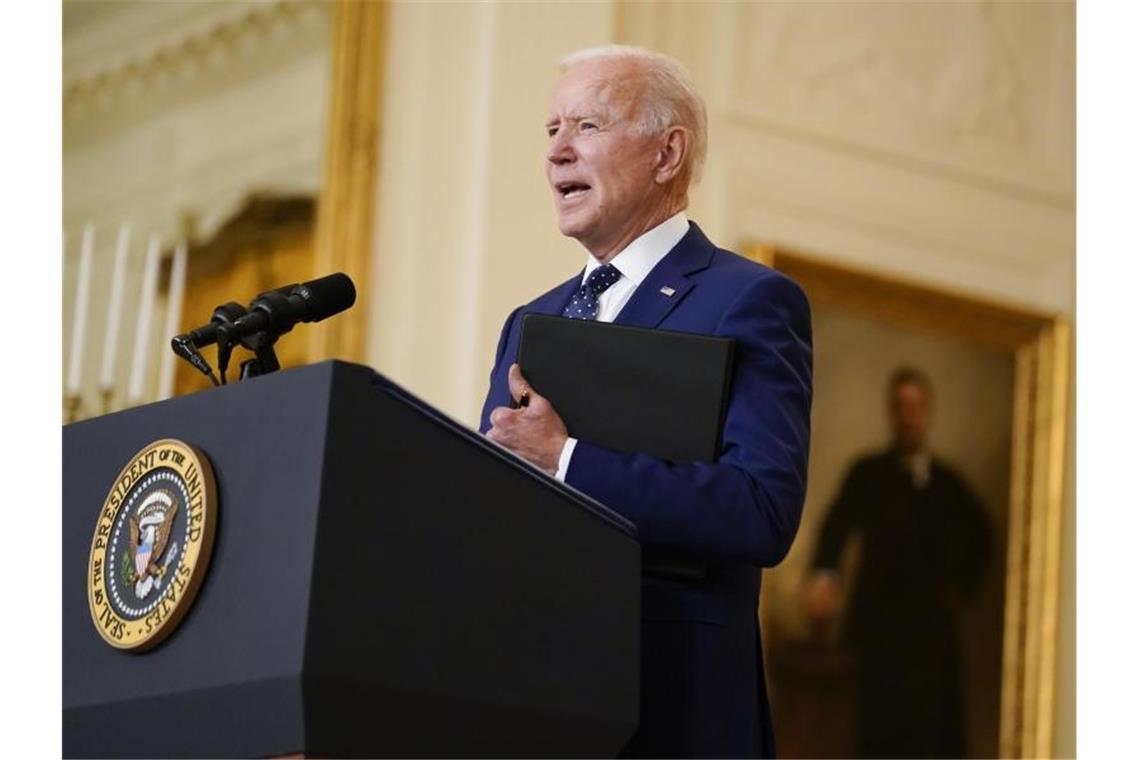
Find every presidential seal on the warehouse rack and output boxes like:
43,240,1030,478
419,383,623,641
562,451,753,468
87,438,217,651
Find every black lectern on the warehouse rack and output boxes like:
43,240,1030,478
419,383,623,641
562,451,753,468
63,361,640,758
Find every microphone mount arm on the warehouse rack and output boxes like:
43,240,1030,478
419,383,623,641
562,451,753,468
216,290,293,382
237,331,281,381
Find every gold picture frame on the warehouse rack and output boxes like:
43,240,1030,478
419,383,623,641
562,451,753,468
745,244,1070,759
309,0,389,364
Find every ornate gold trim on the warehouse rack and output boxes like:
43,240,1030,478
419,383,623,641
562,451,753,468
1031,319,1070,755
1002,341,1033,754
745,244,1071,759
308,0,388,363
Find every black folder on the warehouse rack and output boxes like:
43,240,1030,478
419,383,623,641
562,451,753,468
518,314,736,580
518,314,735,463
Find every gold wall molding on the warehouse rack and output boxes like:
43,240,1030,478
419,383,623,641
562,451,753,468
308,0,388,363
747,244,1071,759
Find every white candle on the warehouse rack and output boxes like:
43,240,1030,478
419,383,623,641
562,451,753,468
99,224,131,391
127,234,162,405
157,241,189,401
66,224,95,397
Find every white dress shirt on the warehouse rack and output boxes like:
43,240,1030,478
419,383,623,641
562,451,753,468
554,211,691,481
903,449,932,490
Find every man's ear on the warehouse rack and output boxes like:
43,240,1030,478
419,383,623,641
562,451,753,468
654,126,690,185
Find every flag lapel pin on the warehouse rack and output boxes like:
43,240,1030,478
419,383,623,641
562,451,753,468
659,286,676,297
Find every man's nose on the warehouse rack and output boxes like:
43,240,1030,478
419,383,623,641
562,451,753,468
546,131,575,165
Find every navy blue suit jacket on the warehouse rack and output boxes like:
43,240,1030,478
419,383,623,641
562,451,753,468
479,223,813,758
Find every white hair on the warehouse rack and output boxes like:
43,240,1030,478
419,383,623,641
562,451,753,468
560,45,708,186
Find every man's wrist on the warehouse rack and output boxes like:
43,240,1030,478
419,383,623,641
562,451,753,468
554,437,578,481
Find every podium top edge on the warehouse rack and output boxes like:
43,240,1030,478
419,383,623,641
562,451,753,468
64,360,638,541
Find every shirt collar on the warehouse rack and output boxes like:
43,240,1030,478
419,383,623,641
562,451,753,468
582,212,690,286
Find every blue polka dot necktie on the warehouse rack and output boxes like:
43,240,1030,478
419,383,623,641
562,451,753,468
562,264,622,320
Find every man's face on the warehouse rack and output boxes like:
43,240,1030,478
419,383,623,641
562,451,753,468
890,382,931,453
545,59,664,255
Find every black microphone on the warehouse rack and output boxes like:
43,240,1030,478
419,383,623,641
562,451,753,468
215,273,356,347
170,302,250,386
178,302,248,349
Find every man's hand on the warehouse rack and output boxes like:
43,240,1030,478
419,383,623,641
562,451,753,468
801,571,843,627
486,363,569,475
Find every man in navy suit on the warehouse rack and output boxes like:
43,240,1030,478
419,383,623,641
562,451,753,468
480,45,813,758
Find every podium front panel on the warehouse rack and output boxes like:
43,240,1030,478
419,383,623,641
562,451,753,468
63,362,640,758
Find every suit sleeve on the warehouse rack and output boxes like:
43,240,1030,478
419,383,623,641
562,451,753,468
479,305,522,434
565,274,813,567
944,471,993,598
812,462,867,572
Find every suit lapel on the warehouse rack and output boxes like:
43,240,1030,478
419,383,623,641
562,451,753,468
525,272,582,317
614,222,715,329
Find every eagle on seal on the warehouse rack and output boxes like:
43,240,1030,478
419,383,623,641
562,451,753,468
128,490,178,596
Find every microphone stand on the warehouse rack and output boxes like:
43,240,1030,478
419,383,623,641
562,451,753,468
216,325,281,383
237,331,281,380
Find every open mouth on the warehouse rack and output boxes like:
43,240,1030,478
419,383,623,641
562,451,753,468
556,181,591,200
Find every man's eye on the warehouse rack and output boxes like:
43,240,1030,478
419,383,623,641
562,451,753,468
547,126,558,137
581,122,597,131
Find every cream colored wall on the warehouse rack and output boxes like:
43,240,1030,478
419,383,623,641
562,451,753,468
624,1,1075,314
365,2,1075,754
63,0,330,411
368,0,615,417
